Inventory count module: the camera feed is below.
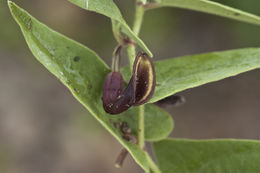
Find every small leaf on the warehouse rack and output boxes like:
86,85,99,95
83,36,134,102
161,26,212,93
144,104,173,141
8,1,172,170
68,0,153,57
153,138,260,173
153,0,260,26
121,48,260,103
120,104,173,142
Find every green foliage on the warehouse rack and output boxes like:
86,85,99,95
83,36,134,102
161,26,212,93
126,104,173,141
8,2,173,171
122,48,260,103
155,0,260,26
68,0,153,57
8,0,260,172
153,138,260,173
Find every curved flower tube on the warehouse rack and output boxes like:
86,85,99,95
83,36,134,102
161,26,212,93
102,52,156,114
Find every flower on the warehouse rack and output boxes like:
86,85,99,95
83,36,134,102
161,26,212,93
102,52,156,114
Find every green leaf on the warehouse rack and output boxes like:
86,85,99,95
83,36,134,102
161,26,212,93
122,48,260,103
153,138,260,173
68,0,153,57
121,104,174,142
144,105,173,141
8,1,171,171
153,0,260,26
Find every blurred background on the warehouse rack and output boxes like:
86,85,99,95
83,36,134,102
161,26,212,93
1,0,260,172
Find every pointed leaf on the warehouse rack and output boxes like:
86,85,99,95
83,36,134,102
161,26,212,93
8,1,171,170
151,0,260,26
68,0,153,57
122,48,260,103
153,138,260,173
8,1,148,170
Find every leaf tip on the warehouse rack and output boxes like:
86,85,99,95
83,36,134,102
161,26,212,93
7,1,33,31
8,1,21,25
147,50,153,58
7,0,14,10
8,1,19,20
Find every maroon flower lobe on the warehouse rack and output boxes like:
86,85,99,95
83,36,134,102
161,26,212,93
102,52,156,114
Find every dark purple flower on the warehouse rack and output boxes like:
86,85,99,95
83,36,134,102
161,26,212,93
102,52,156,114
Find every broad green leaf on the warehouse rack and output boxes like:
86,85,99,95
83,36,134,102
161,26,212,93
152,0,260,26
8,1,171,170
144,105,173,141
68,0,153,57
122,48,260,103
153,138,260,173
118,104,173,142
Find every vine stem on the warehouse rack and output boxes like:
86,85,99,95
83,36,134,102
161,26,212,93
138,105,145,148
126,2,161,173
147,154,162,173
132,5,145,35
127,3,144,70
112,1,160,172
129,1,145,150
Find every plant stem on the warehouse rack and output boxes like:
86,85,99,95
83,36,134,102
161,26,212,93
127,2,145,70
111,45,122,72
127,45,136,71
147,154,162,173
115,148,129,168
125,1,161,173
111,19,124,45
133,5,145,35
138,105,145,148
128,0,146,149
